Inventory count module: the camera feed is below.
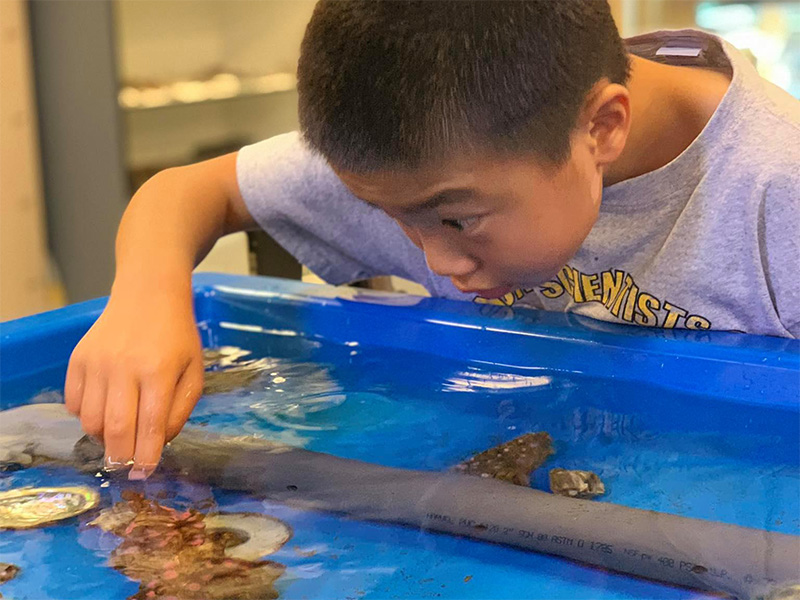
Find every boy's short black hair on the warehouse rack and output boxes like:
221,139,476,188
297,0,629,172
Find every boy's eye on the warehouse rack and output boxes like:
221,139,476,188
441,217,479,232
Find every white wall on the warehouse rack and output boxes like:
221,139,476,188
114,1,312,167
114,1,316,280
123,90,299,169
114,0,316,84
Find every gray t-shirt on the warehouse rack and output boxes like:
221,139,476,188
238,31,800,338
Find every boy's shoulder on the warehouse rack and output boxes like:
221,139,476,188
628,30,798,185
715,36,799,180
673,45,799,211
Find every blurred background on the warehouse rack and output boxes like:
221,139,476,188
1,0,798,320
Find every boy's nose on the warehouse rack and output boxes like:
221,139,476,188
418,233,478,279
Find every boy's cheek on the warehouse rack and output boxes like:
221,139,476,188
394,221,421,247
494,241,579,288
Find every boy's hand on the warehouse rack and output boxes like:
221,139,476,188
62,152,251,480
64,284,204,480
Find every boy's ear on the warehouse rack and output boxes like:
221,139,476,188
577,81,631,167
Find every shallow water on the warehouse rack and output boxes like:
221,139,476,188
1,329,797,600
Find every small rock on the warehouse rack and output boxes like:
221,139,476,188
0,562,19,584
454,433,553,486
0,449,33,471
549,468,605,499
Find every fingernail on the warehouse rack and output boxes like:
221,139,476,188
103,456,131,472
128,465,156,481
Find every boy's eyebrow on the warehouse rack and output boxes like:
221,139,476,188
414,189,474,211
357,188,475,213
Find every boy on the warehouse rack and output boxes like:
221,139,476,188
64,1,799,479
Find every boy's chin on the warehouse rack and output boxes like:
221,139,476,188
473,286,514,299
455,272,556,298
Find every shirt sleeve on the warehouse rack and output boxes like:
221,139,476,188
236,132,432,288
761,172,800,338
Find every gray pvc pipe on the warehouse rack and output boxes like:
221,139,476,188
155,430,800,600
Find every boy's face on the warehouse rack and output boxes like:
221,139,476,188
336,142,603,298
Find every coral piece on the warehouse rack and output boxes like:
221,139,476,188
549,469,606,499
202,347,252,369
453,433,553,486
203,369,262,395
202,348,264,395
89,491,289,599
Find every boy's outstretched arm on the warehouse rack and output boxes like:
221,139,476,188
64,152,256,480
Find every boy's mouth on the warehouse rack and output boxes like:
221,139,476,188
458,286,514,299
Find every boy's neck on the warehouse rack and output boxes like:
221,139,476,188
603,55,730,187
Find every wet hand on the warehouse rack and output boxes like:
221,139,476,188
64,289,204,480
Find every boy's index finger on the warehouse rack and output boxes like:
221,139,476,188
129,377,174,480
